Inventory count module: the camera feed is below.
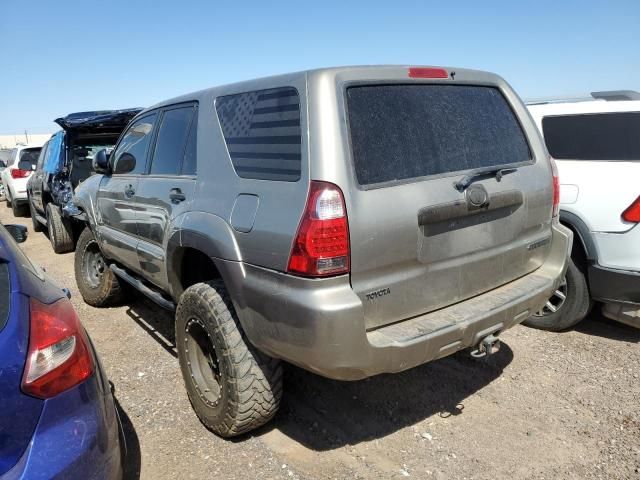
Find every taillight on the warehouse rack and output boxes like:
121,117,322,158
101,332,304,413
287,181,350,277
10,168,31,179
549,156,560,218
408,67,448,79
21,297,94,399
622,195,640,223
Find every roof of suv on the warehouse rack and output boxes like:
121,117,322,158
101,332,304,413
527,90,640,116
140,65,504,114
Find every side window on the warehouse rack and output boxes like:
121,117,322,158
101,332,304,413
216,87,301,182
181,116,197,176
112,113,158,175
542,112,640,160
149,106,194,176
36,142,48,170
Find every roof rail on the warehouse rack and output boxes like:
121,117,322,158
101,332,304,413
591,90,640,101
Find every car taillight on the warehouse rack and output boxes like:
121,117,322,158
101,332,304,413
287,181,350,277
10,169,31,179
21,297,94,399
549,156,560,218
622,195,640,223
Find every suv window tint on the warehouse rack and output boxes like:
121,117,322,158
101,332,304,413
112,113,157,175
19,148,41,168
150,106,195,175
181,119,197,175
216,87,301,182
542,112,640,160
347,85,531,186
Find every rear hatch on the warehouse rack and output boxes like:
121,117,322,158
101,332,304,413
55,108,142,138
325,70,554,330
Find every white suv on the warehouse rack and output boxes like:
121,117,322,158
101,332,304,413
0,144,42,216
526,91,640,330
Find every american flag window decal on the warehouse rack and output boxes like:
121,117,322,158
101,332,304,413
216,87,302,182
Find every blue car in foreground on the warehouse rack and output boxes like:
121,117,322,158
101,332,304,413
0,223,122,479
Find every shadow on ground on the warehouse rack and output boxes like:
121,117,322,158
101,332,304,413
114,396,141,480
575,311,640,343
125,295,177,357
260,345,514,451
121,294,514,452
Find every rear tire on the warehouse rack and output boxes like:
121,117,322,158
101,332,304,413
75,226,125,307
11,200,25,217
523,258,590,331
29,201,44,232
46,203,75,253
175,280,282,437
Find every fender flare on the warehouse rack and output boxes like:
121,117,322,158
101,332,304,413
166,211,242,299
559,210,597,262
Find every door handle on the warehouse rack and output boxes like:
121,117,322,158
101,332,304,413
169,188,186,203
124,184,135,198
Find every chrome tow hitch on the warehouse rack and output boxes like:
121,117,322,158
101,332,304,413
470,334,501,358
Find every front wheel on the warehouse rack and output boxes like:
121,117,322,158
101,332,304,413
74,227,125,307
523,258,591,331
176,280,283,437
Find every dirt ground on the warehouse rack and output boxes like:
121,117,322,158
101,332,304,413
3,204,639,480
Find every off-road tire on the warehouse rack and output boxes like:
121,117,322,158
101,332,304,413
29,201,44,232
524,259,590,331
176,280,283,437
75,226,125,307
46,203,75,253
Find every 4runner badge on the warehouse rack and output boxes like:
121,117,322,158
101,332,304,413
366,288,391,301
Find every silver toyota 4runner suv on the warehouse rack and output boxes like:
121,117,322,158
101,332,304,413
72,66,571,437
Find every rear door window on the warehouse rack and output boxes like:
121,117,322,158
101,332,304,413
542,112,640,160
150,105,196,176
216,87,301,182
346,85,531,186
181,119,197,176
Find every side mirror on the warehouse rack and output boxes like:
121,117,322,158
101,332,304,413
93,149,112,174
5,224,28,243
18,160,35,171
114,152,136,175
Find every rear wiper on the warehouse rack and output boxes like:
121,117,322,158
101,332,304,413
453,167,518,192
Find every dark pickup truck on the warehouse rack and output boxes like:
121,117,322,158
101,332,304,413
27,109,141,253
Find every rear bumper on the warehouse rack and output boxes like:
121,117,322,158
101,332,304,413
589,265,640,305
225,224,572,381
4,355,122,480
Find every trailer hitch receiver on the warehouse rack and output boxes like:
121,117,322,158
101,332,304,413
470,334,501,359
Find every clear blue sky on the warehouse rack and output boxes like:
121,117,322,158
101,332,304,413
1,0,638,133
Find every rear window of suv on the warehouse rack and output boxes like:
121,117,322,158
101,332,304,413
19,148,42,168
216,87,301,182
542,112,640,161
346,85,531,186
